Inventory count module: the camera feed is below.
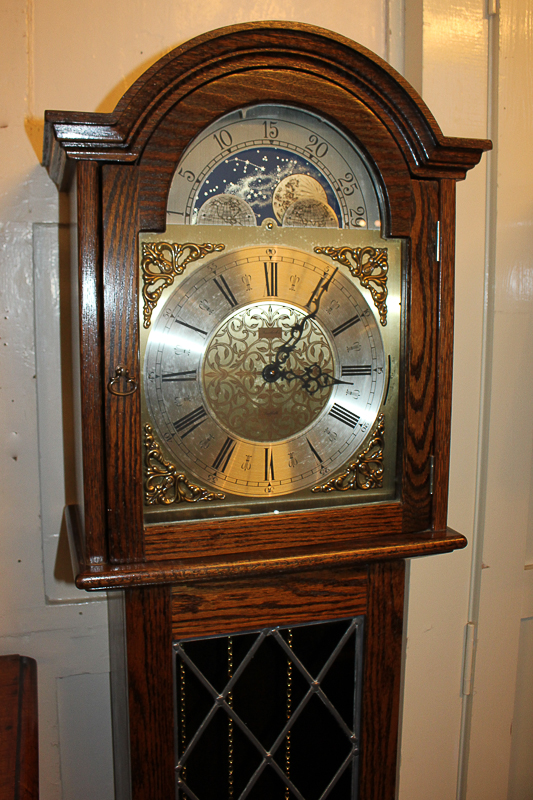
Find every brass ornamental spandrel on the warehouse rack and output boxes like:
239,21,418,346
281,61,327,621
141,241,225,328
312,413,385,493
314,246,389,325
144,423,225,504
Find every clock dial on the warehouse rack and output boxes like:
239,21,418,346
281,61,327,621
143,245,387,497
167,105,381,230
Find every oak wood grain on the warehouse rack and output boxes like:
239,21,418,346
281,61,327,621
359,561,404,800
145,502,403,562
70,522,466,591
0,655,39,800
433,178,456,531
102,166,144,563
401,180,439,532
170,567,368,638
76,161,107,563
107,591,131,800
124,587,174,800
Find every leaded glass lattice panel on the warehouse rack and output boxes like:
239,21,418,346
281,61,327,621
173,616,364,799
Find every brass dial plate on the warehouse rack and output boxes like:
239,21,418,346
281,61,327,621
140,225,401,521
143,245,386,497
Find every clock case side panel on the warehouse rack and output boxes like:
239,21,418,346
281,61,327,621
108,586,175,800
101,165,145,564
65,161,108,568
432,178,457,532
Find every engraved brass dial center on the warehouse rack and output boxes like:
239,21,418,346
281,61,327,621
201,302,335,443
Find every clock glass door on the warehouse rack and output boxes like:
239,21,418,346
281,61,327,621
139,104,402,528
175,616,364,799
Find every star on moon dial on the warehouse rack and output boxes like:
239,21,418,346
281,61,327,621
167,104,381,230
143,246,387,497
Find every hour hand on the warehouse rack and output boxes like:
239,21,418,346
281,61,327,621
282,364,352,395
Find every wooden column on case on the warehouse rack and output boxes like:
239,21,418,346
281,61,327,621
102,166,144,564
76,161,107,563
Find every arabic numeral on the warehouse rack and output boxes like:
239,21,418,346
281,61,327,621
305,134,329,158
178,167,195,182
213,129,233,149
263,120,279,139
340,172,359,195
349,207,367,228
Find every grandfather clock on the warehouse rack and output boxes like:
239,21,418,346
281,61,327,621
43,22,490,800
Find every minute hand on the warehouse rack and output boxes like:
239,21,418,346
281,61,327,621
274,268,338,370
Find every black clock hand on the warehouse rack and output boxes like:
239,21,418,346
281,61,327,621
280,363,352,395
264,268,339,381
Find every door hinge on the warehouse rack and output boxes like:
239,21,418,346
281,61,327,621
487,0,499,16
462,622,476,696
429,455,435,495
435,220,441,262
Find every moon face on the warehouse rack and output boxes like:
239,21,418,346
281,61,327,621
283,199,339,228
196,195,257,226
272,174,329,223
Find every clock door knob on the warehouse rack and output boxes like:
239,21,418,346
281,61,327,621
107,365,138,397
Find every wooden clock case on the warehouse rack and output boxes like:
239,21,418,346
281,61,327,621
43,22,490,800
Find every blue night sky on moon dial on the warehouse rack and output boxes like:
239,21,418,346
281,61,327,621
193,147,342,226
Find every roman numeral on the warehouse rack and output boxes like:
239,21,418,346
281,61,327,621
264,447,275,481
328,403,360,428
341,365,372,377
175,319,208,336
306,438,323,463
173,405,207,438
332,314,360,337
264,262,278,296
306,268,338,308
212,437,236,472
214,276,238,307
161,370,197,382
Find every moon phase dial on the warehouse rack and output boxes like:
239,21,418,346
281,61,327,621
142,245,387,498
167,104,381,230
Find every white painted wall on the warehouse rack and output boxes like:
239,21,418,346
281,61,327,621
1,1,531,798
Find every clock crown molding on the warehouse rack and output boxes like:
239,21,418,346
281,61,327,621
42,21,491,189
